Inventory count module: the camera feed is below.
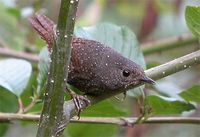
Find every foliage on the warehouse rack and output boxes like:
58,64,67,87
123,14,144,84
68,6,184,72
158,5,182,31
36,47,49,94
0,59,32,96
185,6,200,40
0,3,26,51
68,124,119,137
0,2,200,137
0,88,18,136
179,85,200,103
146,95,195,115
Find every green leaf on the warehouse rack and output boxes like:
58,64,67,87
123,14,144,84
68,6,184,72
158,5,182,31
36,47,50,94
7,7,21,19
21,72,37,106
0,59,32,96
81,100,127,116
75,23,146,97
0,86,18,137
0,124,8,137
185,6,200,39
179,85,200,103
67,124,119,137
0,87,18,112
0,87,18,137
146,95,195,115
75,23,146,68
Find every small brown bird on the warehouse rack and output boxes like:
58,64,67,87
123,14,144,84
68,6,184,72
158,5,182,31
29,14,155,114
68,38,154,95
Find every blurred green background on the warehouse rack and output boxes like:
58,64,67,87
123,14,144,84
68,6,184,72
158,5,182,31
0,0,200,137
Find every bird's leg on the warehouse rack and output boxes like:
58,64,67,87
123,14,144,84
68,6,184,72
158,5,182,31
65,86,90,119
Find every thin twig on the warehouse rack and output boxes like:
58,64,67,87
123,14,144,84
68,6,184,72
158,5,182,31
17,97,24,114
0,47,39,63
0,113,200,125
23,94,39,113
141,33,199,55
73,117,200,125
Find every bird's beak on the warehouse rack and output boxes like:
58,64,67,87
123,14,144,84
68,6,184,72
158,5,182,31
140,76,155,84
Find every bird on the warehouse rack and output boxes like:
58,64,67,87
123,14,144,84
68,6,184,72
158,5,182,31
29,13,155,116
68,37,155,95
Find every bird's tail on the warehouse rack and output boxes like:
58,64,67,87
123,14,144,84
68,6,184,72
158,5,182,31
28,13,56,52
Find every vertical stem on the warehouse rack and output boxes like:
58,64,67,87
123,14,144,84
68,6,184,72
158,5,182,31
36,0,79,137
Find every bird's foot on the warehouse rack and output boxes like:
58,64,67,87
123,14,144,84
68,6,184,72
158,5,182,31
66,87,90,119
71,93,90,118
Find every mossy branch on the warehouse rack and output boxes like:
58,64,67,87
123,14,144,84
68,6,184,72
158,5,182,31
36,1,79,137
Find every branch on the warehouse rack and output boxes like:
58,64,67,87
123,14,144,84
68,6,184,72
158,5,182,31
36,1,79,137
146,50,200,80
0,47,39,63
72,117,200,125
0,113,200,125
141,33,199,55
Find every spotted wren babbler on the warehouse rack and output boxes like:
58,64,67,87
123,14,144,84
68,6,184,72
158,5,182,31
29,14,155,116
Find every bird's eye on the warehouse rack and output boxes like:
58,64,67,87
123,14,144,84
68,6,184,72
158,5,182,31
122,69,130,77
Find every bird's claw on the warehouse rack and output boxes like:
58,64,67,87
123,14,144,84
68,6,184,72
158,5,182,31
66,87,91,119
70,93,90,119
